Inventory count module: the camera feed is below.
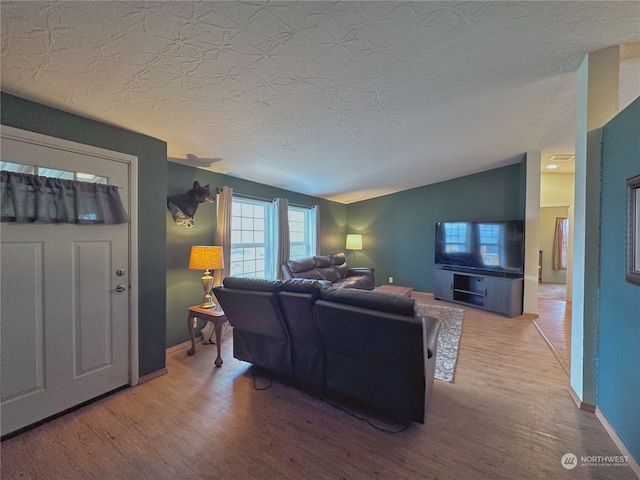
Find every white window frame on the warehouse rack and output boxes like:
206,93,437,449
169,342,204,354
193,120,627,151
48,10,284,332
230,197,272,278
288,205,315,260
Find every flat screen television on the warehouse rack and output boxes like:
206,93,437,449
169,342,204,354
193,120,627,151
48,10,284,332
434,220,525,275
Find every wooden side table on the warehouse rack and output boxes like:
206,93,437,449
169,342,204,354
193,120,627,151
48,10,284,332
187,305,227,367
373,284,414,297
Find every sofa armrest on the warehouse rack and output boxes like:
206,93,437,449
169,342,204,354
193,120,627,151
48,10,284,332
281,263,294,280
422,315,441,359
346,267,375,289
422,315,441,421
347,267,374,277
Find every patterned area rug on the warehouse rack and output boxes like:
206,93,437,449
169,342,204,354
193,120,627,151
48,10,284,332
417,303,464,383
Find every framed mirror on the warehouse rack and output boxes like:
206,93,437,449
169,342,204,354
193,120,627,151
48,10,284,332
627,174,640,286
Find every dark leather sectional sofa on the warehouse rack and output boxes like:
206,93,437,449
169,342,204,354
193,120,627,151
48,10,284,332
281,252,375,290
214,276,441,424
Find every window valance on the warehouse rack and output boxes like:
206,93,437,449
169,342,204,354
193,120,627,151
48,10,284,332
1,171,129,224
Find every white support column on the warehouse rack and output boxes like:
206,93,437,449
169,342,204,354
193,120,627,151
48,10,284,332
523,150,541,315
571,45,620,407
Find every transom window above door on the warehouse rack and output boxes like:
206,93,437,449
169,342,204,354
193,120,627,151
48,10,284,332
0,161,108,184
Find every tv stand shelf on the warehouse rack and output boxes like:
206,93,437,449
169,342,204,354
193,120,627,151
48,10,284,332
434,269,523,317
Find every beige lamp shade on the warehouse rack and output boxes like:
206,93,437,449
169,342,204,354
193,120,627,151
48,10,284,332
346,234,363,250
189,245,224,271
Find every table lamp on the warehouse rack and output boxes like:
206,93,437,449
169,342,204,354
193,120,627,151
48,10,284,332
189,245,224,308
346,234,362,264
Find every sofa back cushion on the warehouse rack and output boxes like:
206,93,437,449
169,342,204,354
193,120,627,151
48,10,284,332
313,299,425,422
318,287,416,316
278,281,324,387
287,257,316,274
327,253,348,280
286,257,324,280
332,263,349,280
313,255,333,268
214,281,292,376
287,254,347,282
281,278,324,293
215,285,284,339
223,276,282,292
330,252,347,265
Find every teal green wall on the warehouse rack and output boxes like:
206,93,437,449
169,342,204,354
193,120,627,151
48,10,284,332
1,92,167,377
346,161,525,292
598,97,640,462
166,162,347,347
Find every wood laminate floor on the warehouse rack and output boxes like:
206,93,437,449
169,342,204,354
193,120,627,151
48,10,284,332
1,293,634,480
531,298,572,377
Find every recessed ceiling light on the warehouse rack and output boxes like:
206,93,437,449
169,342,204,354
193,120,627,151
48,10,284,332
546,164,558,170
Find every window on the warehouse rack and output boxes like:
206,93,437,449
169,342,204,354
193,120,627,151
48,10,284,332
288,206,315,259
230,198,271,278
229,196,317,278
0,161,108,184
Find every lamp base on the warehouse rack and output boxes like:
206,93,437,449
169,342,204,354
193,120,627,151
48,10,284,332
201,293,216,309
200,270,215,309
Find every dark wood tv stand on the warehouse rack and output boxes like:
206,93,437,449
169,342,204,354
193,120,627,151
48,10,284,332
434,269,523,317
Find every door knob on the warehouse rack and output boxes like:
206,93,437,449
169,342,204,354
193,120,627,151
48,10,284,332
115,284,126,292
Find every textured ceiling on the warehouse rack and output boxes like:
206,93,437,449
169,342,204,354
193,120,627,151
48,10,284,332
1,2,639,203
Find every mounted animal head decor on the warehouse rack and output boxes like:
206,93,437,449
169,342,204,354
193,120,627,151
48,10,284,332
167,181,216,228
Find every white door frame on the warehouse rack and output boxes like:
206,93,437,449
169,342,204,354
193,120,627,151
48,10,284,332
540,202,573,294
0,125,139,386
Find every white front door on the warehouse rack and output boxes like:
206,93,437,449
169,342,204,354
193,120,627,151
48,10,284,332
0,127,135,436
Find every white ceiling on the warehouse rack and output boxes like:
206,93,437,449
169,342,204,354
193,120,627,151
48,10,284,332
1,2,639,203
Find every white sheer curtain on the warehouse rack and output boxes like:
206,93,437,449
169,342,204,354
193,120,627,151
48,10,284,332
273,197,289,279
311,204,319,255
214,186,233,286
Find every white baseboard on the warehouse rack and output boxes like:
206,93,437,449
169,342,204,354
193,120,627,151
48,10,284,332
595,408,640,479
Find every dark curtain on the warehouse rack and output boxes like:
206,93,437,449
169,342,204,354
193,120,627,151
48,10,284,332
1,171,128,224
552,217,569,270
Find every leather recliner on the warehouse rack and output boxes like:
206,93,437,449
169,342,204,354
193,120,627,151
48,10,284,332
281,252,375,290
214,277,441,424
